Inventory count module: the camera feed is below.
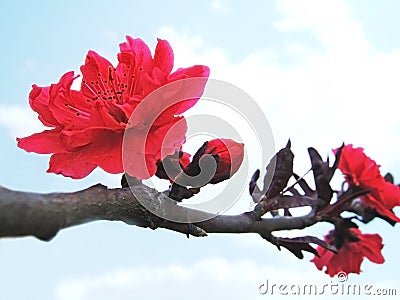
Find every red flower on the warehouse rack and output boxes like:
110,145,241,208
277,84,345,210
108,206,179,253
17,36,209,179
336,144,400,223
184,138,245,185
311,228,384,277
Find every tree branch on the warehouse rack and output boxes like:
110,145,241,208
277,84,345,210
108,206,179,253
0,182,318,242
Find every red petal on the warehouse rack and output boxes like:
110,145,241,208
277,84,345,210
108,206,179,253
59,130,93,151
17,128,65,154
29,85,60,127
47,129,124,178
336,144,382,187
361,195,400,223
80,50,115,99
153,38,174,74
311,246,333,270
82,129,124,174
147,117,187,157
377,181,400,209
356,230,385,264
169,65,210,82
123,117,187,179
89,101,126,128
48,153,97,179
119,36,152,73
166,65,210,115
48,72,92,130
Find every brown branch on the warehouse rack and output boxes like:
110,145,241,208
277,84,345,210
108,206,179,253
0,183,318,242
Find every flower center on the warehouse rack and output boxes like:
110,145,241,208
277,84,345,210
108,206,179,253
82,65,143,104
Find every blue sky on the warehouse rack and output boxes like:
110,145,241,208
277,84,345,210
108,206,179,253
1,0,400,299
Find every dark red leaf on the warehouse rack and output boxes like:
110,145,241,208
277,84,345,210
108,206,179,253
263,140,294,199
308,147,333,204
275,236,337,259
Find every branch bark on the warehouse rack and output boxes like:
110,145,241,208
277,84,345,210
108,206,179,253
0,182,317,242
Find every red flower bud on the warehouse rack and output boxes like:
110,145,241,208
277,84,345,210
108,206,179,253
184,138,244,185
204,139,244,183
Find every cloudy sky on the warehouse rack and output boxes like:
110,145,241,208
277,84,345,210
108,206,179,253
1,0,399,299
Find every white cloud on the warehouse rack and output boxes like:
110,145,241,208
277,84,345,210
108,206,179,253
53,257,316,300
0,104,45,138
55,257,398,300
156,0,400,178
274,0,369,56
210,0,232,14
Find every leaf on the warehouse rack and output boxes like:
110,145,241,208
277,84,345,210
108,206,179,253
328,143,344,181
292,173,314,196
274,236,337,259
249,169,260,196
263,140,294,199
308,147,333,203
249,169,264,203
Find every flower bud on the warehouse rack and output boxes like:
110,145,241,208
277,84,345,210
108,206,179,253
185,138,244,184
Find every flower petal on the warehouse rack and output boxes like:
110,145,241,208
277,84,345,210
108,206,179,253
48,72,92,130
359,232,385,264
72,129,124,174
361,195,400,223
80,50,115,99
29,85,60,127
169,65,210,82
165,66,210,115
153,38,174,74
119,36,153,73
17,128,65,154
123,117,187,179
48,153,97,179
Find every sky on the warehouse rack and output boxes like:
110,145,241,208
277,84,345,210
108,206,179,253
1,0,400,299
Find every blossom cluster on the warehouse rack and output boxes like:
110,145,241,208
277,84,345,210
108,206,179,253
312,145,400,276
16,36,400,277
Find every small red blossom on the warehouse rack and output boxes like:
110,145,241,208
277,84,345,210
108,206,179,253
203,139,244,183
311,228,384,277
335,144,400,223
185,138,244,184
17,36,210,179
